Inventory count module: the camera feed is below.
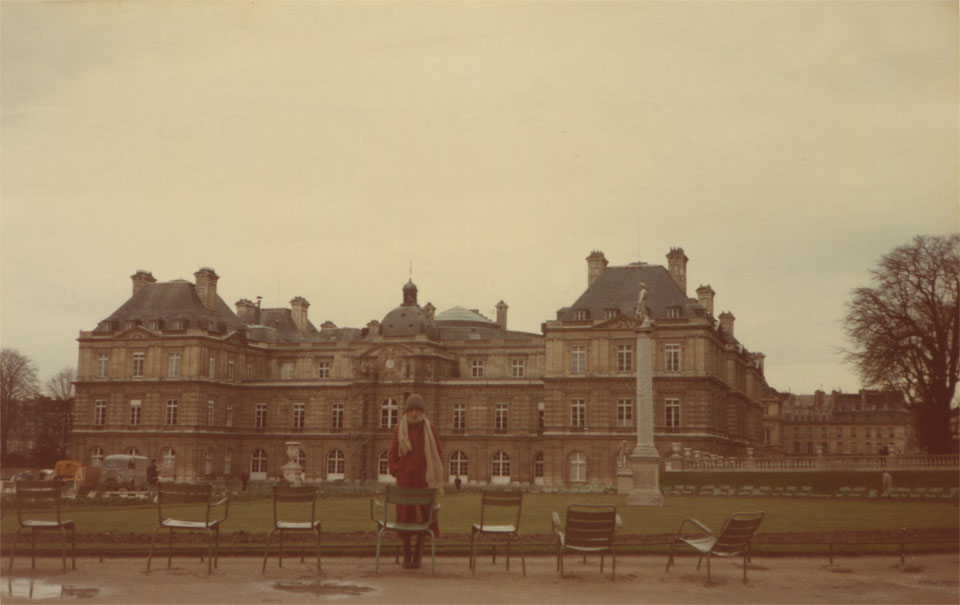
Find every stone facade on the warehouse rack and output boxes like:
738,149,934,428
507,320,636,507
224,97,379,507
70,249,775,486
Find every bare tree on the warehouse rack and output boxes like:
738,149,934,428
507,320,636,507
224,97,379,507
0,348,39,459
41,367,76,463
844,234,960,453
46,367,75,401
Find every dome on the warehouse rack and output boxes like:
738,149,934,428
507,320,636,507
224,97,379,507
434,306,498,329
380,280,438,338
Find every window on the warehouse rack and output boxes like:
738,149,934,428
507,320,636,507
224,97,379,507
665,398,681,428
794,442,801,453
380,398,398,428
129,399,141,425
297,449,306,471
836,442,843,454
511,358,525,378
449,451,468,478
225,405,233,427
836,427,843,438
865,427,871,438
168,352,181,377
666,306,681,319
494,403,509,433
491,451,510,482
471,359,484,378
453,402,466,431
293,403,305,430
865,443,872,454
251,449,268,474
570,452,586,482
573,309,587,321
821,427,827,439
534,453,544,478
331,403,344,431
97,353,109,378
227,359,235,380
850,443,857,454
223,451,232,475
148,320,161,331
850,427,857,437
806,427,813,438
793,427,800,438
570,398,585,428
205,449,214,475
665,344,681,373
132,352,145,377
281,363,293,380
165,399,178,425
763,429,771,445
94,400,107,425
255,403,267,429
90,447,104,467
161,448,176,476
207,400,215,426
317,360,330,379
603,309,618,320
208,354,216,379
125,446,140,456
378,451,390,476
617,345,632,372
888,427,895,438
246,362,253,379
570,345,586,374
172,319,186,330
617,398,633,427
326,450,345,478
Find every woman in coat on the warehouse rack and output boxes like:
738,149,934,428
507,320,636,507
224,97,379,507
388,393,445,569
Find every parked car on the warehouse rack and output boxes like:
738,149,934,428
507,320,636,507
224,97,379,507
53,460,82,482
99,455,149,490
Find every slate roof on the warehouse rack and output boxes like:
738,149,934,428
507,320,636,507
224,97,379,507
99,281,244,332
558,264,706,322
434,306,497,328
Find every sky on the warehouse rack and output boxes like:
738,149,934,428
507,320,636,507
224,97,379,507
1,1,957,395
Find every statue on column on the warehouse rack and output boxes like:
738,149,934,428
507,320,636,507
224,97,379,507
635,282,648,324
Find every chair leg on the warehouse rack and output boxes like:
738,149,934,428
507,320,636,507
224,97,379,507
428,531,436,575
666,542,674,572
214,526,221,569
517,533,526,577
31,528,37,569
469,531,477,574
278,529,284,568
612,550,616,581
206,528,213,574
315,527,322,575
71,525,77,570
168,528,173,568
60,526,68,573
706,555,712,586
262,528,275,572
600,554,605,574
506,534,511,571
742,552,748,584
374,529,383,573
146,526,163,573
8,527,22,573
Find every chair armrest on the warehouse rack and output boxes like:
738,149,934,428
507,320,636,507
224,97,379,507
213,496,230,524
676,517,714,536
370,498,385,523
615,513,623,531
551,511,562,534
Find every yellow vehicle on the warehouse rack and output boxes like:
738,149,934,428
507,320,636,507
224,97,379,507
53,460,82,482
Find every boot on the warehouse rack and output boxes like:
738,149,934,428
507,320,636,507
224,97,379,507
402,540,415,569
411,535,423,569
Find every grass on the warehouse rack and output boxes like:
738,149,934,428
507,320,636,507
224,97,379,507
3,492,957,537
661,470,959,493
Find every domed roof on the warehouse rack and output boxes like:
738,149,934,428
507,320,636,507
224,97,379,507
434,306,498,329
380,280,438,338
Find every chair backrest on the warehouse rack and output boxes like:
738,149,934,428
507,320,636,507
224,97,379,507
157,483,213,524
380,485,437,525
15,480,62,525
563,505,617,550
479,488,523,529
272,485,317,524
712,512,764,556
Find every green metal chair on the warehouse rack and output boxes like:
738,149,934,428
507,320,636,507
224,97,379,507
666,511,764,585
262,485,321,574
146,483,229,574
551,505,622,580
8,481,76,573
469,488,525,576
370,485,439,574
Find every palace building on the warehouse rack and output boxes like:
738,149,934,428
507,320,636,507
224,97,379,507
69,248,774,487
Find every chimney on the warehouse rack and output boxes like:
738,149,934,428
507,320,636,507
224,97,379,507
586,251,608,287
131,270,156,296
235,298,261,324
495,300,508,329
290,296,310,332
696,284,715,316
719,311,735,336
666,247,688,296
423,302,436,320
193,267,219,311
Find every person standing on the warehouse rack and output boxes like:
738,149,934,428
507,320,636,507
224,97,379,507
388,393,445,569
240,467,250,492
146,459,159,491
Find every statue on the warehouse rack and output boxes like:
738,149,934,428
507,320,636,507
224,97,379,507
635,282,648,324
617,440,631,469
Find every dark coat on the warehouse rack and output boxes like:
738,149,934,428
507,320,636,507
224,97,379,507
388,419,444,536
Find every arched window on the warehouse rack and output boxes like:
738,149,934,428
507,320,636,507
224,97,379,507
204,448,214,475
533,452,544,486
297,449,307,471
251,449,268,479
570,452,586,483
161,448,176,477
380,398,399,428
223,450,232,475
90,447,104,467
377,450,395,484
449,450,468,480
326,450,345,480
491,451,510,485
125,446,140,456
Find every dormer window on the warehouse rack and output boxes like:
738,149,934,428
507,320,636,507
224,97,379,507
172,319,187,330
148,320,163,331
666,306,681,319
603,309,619,320
125,320,140,330
98,321,116,332
573,309,588,321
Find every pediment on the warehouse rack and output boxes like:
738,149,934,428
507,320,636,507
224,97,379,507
117,326,158,339
596,315,640,329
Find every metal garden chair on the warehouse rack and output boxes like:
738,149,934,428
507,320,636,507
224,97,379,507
146,483,230,574
262,485,321,573
7,480,76,573
370,485,439,574
551,504,622,580
665,511,764,584
469,488,525,576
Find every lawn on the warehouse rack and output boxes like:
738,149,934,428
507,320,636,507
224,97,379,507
3,492,957,537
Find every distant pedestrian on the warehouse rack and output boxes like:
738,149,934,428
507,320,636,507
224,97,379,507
241,467,250,492
146,459,159,490
454,475,462,491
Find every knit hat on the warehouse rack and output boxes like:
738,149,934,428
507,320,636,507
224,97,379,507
404,393,426,412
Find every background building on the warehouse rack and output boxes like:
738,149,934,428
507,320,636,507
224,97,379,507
70,248,775,487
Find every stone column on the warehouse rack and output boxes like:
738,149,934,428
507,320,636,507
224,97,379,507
628,321,663,506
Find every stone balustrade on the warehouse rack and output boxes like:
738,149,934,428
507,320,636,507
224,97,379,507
673,454,958,472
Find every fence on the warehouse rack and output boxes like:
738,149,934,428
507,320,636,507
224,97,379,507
670,454,958,472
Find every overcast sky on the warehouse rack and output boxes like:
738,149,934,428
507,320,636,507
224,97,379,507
2,1,957,395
